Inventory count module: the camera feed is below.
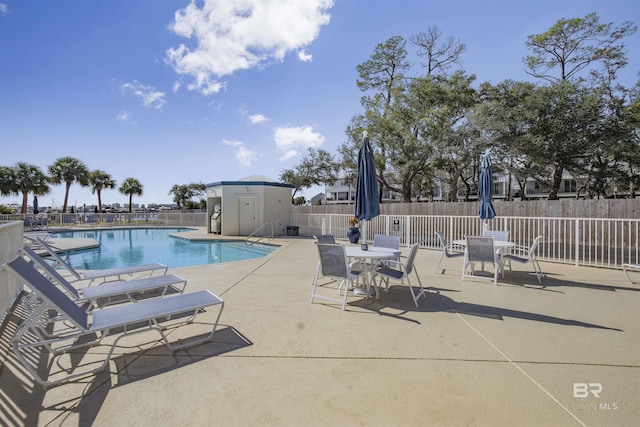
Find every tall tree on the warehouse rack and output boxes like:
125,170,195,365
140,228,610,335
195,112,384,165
48,156,89,213
0,165,16,197
119,177,143,212
11,162,50,214
410,25,466,77
89,170,116,212
356,36,411,198
280,148,340,199
524,13,637,83
169,182,206,209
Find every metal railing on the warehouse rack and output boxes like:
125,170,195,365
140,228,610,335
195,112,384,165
245,221,274,246
290,213,640,269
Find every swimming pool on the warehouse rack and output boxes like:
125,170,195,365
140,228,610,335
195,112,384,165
50,228,277,270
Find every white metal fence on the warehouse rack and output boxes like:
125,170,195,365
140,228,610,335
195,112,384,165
290,213,640,269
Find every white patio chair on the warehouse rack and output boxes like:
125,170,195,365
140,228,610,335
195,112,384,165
35,237,167,284
372,243,426,307
373,234,400,249
311,243,362,310
21,245,187,311
435,231,465,273
484,230,509,241
462,236,500,285
5,256,224,387
313,234,336,244
502,236,545,284
621,263,639,284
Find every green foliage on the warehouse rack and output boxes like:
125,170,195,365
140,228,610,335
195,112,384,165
48,157,89,213
119,177,143,212
280,148,340,199
168,182,206,210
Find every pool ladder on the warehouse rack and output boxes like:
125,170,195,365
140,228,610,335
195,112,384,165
245,221,274,246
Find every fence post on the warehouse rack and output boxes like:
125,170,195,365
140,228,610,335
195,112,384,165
574,218,580,267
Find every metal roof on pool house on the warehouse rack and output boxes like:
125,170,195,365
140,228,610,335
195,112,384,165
205,175,296,189
205,176,295,237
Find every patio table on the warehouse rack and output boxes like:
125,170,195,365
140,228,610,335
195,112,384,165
345,246,401,300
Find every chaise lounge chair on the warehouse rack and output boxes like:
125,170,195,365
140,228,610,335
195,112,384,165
622,263,640,284
4,256,224,387
35,237,168,284
21,245,188,310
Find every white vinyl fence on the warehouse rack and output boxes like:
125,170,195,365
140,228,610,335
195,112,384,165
290,214,640,269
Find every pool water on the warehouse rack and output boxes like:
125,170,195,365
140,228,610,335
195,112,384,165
50,228,277,270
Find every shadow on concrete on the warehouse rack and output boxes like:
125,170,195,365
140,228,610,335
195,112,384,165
351,286,622,331
112,326,252,387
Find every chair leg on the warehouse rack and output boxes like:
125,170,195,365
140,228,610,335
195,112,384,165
435,251,445,273
408,268,427,307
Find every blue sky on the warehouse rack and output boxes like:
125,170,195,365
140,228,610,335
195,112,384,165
1,0,638,208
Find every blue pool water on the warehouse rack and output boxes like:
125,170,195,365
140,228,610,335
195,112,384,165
50,228,277,270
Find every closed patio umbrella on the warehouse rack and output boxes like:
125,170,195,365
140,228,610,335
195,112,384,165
478,149,496,229
354,131,380,244
33,196,39,215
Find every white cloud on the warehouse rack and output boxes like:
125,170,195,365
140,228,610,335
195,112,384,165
273,125,324,161
236,146,258,166
249,114,269,124
165,0,333,95
121,81,166,110
298,49,312,62
0,3,8,16
222,139,257,166
222,139,242,147
116,111,131,121
172,81,181,93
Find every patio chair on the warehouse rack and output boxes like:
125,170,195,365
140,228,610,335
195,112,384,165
311,243,362,310
484,230,509,241
313,234,336,244
23,217,34,232
373,234,400,249
4,256,224,387
502,236,544,284
621,263,639,284
21,245,187,310
372,243,426,307
435,231,465,274
62,214,75,225
462,236,500,285
34,237,168,284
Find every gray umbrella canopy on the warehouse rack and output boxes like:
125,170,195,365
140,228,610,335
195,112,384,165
478,150,496,221
354,133,380,243
33,195,39,215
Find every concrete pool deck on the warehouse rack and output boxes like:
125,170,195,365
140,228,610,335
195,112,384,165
1,228,639,426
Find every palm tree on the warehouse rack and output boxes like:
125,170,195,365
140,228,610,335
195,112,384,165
13,162,51,214
47,157,90,213
0,165,16,196
119,177,143,213
89,170,116,212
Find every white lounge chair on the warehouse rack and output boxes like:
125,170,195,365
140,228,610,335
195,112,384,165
622,263,640,284
372,243,426,307
21,245,187,310
35,237,167,284
4,256,224,387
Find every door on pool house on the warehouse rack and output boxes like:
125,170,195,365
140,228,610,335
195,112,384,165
239,197,256,235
